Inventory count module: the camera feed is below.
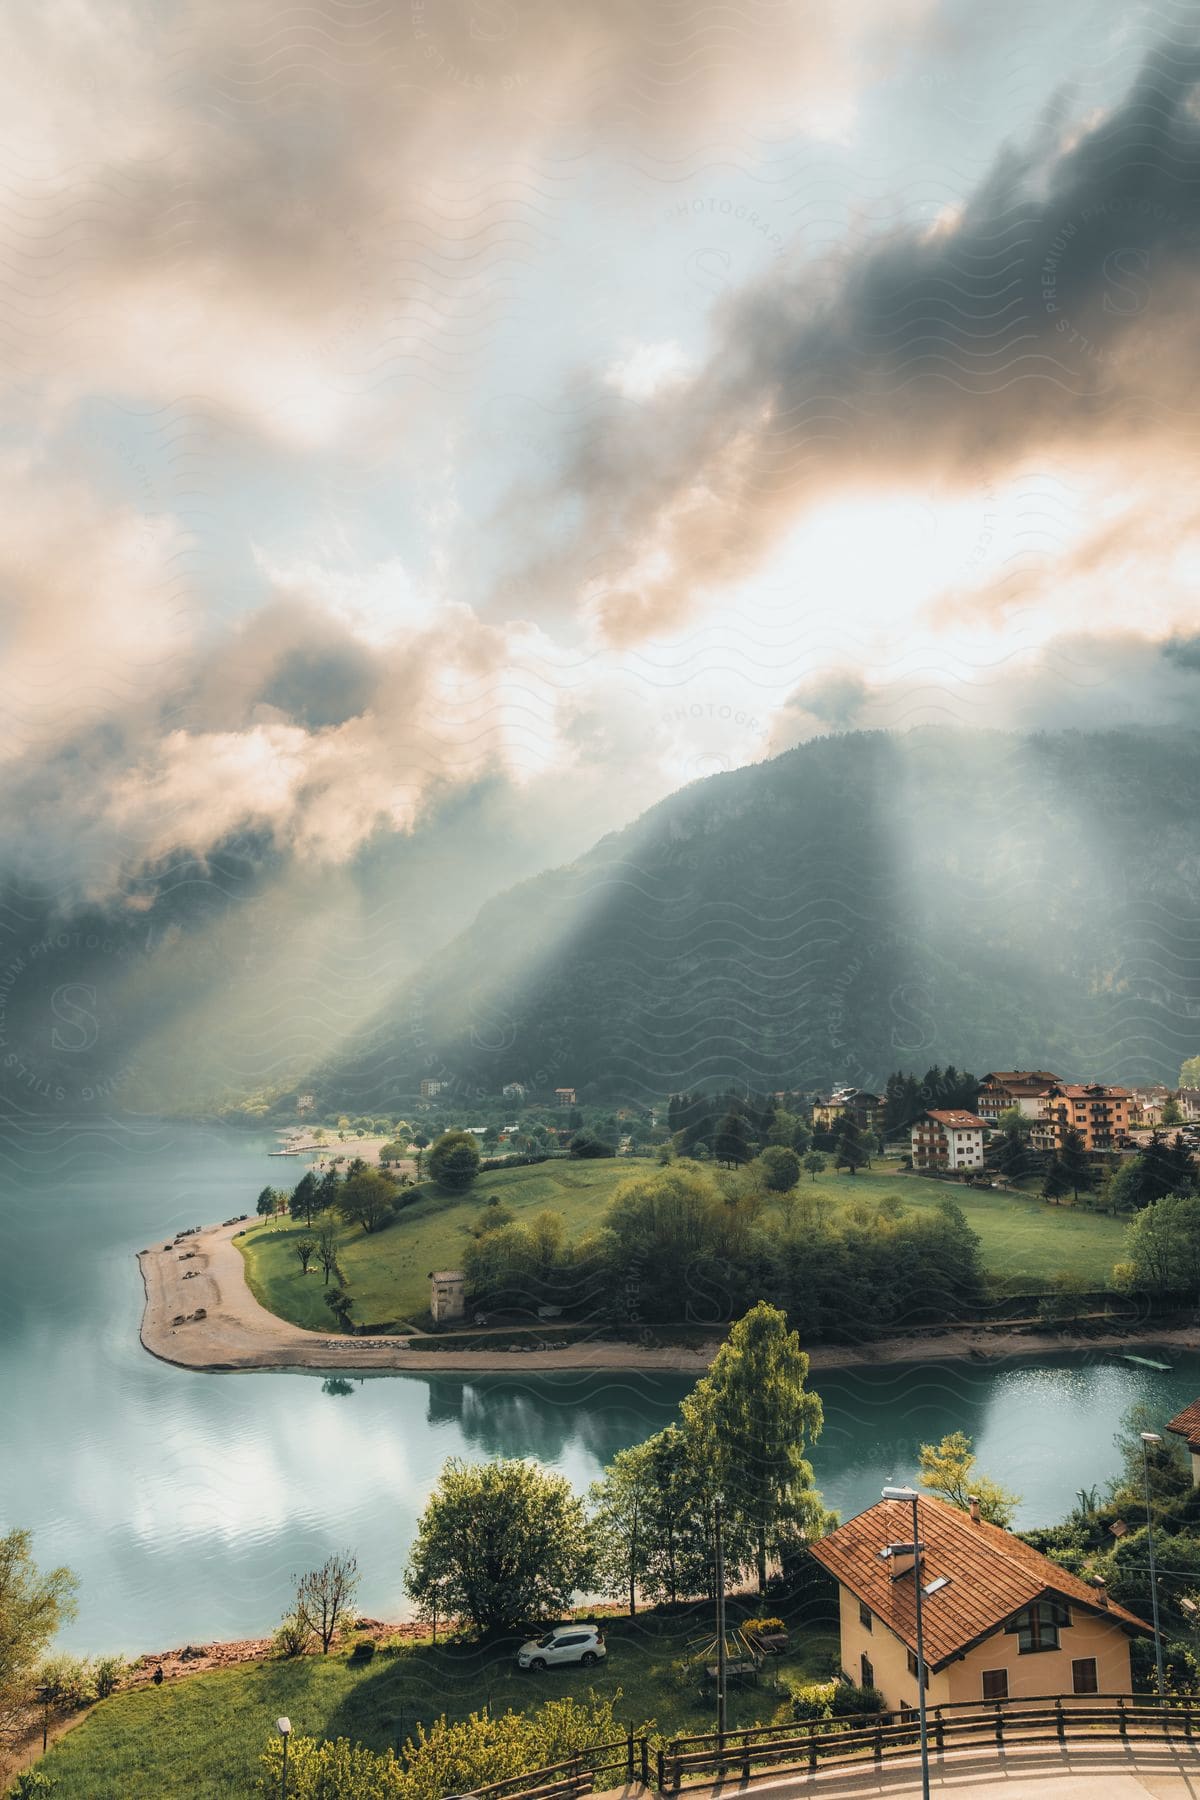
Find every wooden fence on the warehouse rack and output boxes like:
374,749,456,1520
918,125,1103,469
449,1696,1200,1800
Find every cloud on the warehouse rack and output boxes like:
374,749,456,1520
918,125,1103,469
537,35,1200,646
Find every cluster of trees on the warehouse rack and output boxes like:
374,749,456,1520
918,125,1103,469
462,1162,986,1336
882,1066,979,1133
666,1091,811,1164
405,1305,829,1632
1115,1191,1200,1292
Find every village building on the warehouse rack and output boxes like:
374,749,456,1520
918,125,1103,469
910,1109,987,1172
1128,1085,1172,1128
429,1269,466,1324
1176,1088,1200,1123
555,1087,577,1106
810,1493,1151,1714
813,1089,883,1133
1037,1082,1131,1152
975,1072,1061,1122
1166,1397,1200,1486
420,1078,445,1101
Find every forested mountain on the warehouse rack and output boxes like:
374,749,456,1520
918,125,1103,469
315,727,1200,1108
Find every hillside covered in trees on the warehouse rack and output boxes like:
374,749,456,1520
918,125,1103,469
315,726,1200,1108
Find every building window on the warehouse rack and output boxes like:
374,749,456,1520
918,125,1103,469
905,1649,926,1687
981,1669,1009,1701
861,1653,875,1690
858,1600,872,1632
1072,1657,1098,1695
1008,1599,1069,1652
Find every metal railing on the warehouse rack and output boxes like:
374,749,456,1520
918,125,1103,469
445,1696,1200,1800
657,1692,1200,1787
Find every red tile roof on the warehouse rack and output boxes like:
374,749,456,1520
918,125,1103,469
921,1110,988,1131
1167,1398,1200,1451
809,1494,1150,1670
980,1072,1060,1094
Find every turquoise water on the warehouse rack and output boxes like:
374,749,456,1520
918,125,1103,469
1,1120,1196,1652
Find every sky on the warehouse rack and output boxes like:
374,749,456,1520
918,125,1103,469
2,0,1200,1103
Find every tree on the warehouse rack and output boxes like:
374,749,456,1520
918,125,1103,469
0,1531,77,1743
1058,1128,1094,1201
758,1145,801,1193
256,1185,277,1218
294,1236,317,1275
1163,1098,1184,1127
714,1110,754,1168
335,1169,397,1233
428,1131,483,1193
405,1458,594,1636
588,1440,655,1615
315,1220,339,1286
292,1551,359,1653
917,1430,1020,1527
318,1168,341,1215
681,1301,828,1592
1115,1193,1200,1295
325,1287,354,1329
568,1131,615,1159
1041,1156,1072,1203
832,1114,868,1174
1182,1058,1200,1089
803,1151,827,1183
289,1172,320,1224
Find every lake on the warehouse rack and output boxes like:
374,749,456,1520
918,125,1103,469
1,1119,1196,1653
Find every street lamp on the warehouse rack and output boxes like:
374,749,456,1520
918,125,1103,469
881,1486,936,1800
713,1493,727,1743
1140,1433,1167,1699
277,1716,292,1800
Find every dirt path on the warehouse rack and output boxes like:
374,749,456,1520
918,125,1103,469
138,1223,1200,1375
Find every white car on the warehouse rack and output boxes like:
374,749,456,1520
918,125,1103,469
516,1626,606,1671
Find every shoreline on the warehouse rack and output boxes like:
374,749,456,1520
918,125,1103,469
138,1220,1200,1376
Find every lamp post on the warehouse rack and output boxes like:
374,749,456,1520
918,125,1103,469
882,1486,930,1800
1140,1432,1167,1699
713,1494,727,1743
277,1716,292,1800
36,1682,51,1754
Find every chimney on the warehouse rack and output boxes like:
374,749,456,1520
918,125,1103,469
968,1495,981,1523
1093,1576,1109,1608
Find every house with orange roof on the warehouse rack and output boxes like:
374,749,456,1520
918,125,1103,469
910,1110,988,1172
1037,1082,1131,1152
809,1492,1151,1714
1166,1398,1200,1485
976,1072,1061,1122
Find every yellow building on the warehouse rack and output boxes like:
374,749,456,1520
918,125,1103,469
810,1493,1150,1713
1037,1082,1131,1152
1167,1397,1200,1487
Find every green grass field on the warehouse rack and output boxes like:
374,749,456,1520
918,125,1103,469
239,1158,635,1330
36,1608,838,1799
238,1156,1129,1336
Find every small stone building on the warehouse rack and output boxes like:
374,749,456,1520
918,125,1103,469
430,1269,466,1324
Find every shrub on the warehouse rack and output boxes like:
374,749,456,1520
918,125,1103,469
742,1616,786,1636
92,1654,126,1699
831,1679,886,1717
791,1679,839,1722
35,1654,93,1709
8,1773,57,1798
348,1637,376,1663
273,1613,313,1659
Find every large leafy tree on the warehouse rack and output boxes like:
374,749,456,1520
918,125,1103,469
405,1459,594,1635
681,1301,828,1592
588,1440,655,1614
335,1169,397,1233
1115,1193,1200,1294
428,1131,483,1193
0,1531,77,1743
917,1430,1020,1527
289,1171,321,1224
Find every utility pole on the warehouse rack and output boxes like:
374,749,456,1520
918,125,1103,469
714,1494,727,1742
1141,1433,1167,1698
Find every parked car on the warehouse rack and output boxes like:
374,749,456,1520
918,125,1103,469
515,1626,606,1671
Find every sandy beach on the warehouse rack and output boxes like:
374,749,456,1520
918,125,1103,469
138,1219,1200,1376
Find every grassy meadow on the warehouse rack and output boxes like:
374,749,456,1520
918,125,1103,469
238,1155,1129,1336
35,1608,839,1800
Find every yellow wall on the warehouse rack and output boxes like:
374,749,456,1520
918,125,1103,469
835,1583,1134,1712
